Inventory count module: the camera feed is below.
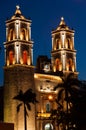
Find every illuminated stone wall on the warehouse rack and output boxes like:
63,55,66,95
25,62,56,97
4,65,35,130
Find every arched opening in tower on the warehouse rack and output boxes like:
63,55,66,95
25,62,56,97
20,28,26,40
23,50,28,64
9,50,14,65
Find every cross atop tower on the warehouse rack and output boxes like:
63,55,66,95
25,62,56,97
16,5,20,10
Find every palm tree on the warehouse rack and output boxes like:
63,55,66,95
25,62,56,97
54,73,81,129
70,84,86,130
13,88,38,130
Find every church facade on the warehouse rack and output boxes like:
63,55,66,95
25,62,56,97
3,6,78,130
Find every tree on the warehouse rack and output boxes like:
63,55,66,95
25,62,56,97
69,83,86,130
53,73,81,130
13,88,38,130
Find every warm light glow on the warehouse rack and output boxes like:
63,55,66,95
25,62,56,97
27,56,30,65
66,64,69,71
54,46,56,50
34,73,38,78
20,33,23,40
7,59,9,66
9,51,14,64
37,112,51,118
72,64,75,72
26,32,29,41
13,58,15,64
34,73,62,81
65,39,68,48
20,28,26,40
59,64,62,71
20,58,23,64
53,65,56,72
48,95,53,100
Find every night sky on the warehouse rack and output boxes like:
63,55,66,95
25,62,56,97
0,0,86,86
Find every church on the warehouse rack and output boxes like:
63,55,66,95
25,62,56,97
2,5,78,130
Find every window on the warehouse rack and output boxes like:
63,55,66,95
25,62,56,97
55,58,61,71
21,28,26,40
8,29,15,41
46,102,50,112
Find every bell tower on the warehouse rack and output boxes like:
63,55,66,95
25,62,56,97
51,17,78,76
4,6,35,130
5,5,33,66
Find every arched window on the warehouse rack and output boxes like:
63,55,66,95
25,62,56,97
56,39,61,49
56,39,59,49
9,51,14,65
23,50,28,64
66,58,73,71
67,39,70,49
8,29,15,41
26,30,29,41
55,58,61,71
20,28,26,40
70,41,73,50
46,102,50,112
10,29,13,40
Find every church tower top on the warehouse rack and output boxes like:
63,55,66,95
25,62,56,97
4,6,33,66
59,17,66,26
11,5,25,20
55,17,74,32
51,17,78,76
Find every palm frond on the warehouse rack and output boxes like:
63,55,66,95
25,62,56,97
54,83,63,91
57,88,64,101
17,103,22,112
26,103,31,111
26,109,29,117
55,99,63,109
13,90,24,101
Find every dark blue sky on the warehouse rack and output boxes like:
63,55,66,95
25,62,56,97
0,0,86,85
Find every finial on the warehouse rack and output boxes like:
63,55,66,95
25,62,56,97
61,17,64,21
16,5,20,10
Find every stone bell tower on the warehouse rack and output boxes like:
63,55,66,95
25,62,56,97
51,17,78,76
4,6,35,130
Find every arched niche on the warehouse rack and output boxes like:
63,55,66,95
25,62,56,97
56,39,62,49
22,50,28,64
66,58,74,71
9,50,14,65
46,102,51,112
20,28,26,40
65,38,73,49
55,58,62,71
8,29,15,41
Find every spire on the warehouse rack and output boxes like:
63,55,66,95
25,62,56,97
11,5,25,19
59,17,66,26
15,5,21,15
56,17,70,30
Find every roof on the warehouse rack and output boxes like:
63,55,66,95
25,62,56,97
52,17,74,33
6,5,31,23
11,5,25,19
